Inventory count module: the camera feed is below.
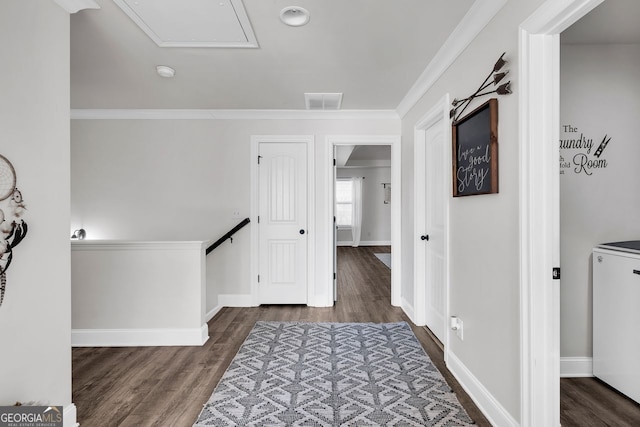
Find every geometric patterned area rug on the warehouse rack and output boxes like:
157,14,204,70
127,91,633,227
194,322,475,426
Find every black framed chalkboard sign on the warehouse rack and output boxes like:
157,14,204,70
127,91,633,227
452,98,498,197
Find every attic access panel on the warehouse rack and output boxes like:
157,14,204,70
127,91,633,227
113,0,258,48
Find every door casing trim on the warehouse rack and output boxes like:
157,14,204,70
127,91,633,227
518,1,603,425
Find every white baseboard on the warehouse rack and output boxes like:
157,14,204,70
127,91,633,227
447,351,519,427
205,305,223,322
64,403,78,427
560,357,594,378
218,294,255,307
337,240,392,247
401,296,416,325
71,324,209,347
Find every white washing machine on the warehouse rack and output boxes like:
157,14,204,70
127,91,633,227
593,240,640,404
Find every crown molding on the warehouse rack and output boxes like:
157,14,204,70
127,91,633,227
53,0,100,14
520,0,603,33
70,109,400,121
395,0,508,118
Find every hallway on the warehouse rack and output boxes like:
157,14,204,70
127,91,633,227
71,246,640,426
72,246,489,426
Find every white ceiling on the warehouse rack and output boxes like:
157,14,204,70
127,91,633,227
561,0,640,45
70,0,474,109
336,145,391,168
348,145,391,162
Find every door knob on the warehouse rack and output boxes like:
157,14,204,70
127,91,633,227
420,235,429,241
299,229,305,235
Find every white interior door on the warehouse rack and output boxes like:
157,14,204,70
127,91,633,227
258,142,308,304
422,118,447,343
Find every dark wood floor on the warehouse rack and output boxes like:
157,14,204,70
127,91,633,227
561,377,640,426
72,246,639,426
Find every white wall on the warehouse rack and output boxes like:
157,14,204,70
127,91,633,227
0,0,72,411
400,0,547,422
206,223,251,312
71,241,207,346
71,118,399,304
559,43,640,359
336,167,391,245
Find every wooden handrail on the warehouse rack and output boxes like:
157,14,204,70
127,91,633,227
206,218,250,255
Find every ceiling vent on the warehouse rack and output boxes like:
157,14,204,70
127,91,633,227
113,0,258,48
304,93,343,110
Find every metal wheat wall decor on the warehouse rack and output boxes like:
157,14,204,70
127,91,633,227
450,52,512,122
0,154,28,308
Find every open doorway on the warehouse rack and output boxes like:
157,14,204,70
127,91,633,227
326,135,401,307
558,1,640,424
334,145,392,302
518,0,638,424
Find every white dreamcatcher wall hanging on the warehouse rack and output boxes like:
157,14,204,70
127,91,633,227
0,154,28,308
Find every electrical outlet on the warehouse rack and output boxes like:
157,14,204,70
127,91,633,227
232,209,241,218
456,319,464,340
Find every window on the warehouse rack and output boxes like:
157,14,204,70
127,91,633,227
335,179,353,228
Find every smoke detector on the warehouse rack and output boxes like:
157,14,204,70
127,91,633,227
280,6,310,27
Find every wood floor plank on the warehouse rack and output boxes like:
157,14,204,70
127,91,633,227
71,246,484,425
560,377,640,426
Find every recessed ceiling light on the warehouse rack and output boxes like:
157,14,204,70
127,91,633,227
156,65,175,78
280,6,310,27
